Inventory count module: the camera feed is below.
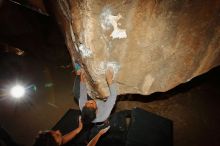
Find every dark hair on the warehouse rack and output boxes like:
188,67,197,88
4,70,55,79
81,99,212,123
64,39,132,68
33,131,59,146
81,106,96,125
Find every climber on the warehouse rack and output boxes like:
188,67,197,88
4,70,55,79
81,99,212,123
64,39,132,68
72,63,117,125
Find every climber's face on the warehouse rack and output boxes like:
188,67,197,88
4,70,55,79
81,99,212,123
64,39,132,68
85,100,97,110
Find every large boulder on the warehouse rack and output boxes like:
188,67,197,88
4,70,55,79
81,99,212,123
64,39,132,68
48,0,220,98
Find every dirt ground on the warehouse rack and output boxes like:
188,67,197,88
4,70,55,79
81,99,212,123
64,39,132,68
0,66,220,146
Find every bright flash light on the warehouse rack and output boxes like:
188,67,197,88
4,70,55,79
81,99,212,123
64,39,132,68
10,85,25,98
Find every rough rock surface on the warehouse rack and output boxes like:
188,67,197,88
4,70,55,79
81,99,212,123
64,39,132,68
49,0,220,98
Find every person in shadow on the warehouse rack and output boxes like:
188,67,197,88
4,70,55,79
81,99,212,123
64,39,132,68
33,116,110,146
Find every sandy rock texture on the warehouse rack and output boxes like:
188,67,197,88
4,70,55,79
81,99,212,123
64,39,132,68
48,0,220,98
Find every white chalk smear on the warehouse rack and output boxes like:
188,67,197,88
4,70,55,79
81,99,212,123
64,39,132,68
142,74,154,94
91,61,120,79
106,62,120,78
93,61,106,76
78,44,92,57
100,8,112,30
108,14,127,39
100,8,127,39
